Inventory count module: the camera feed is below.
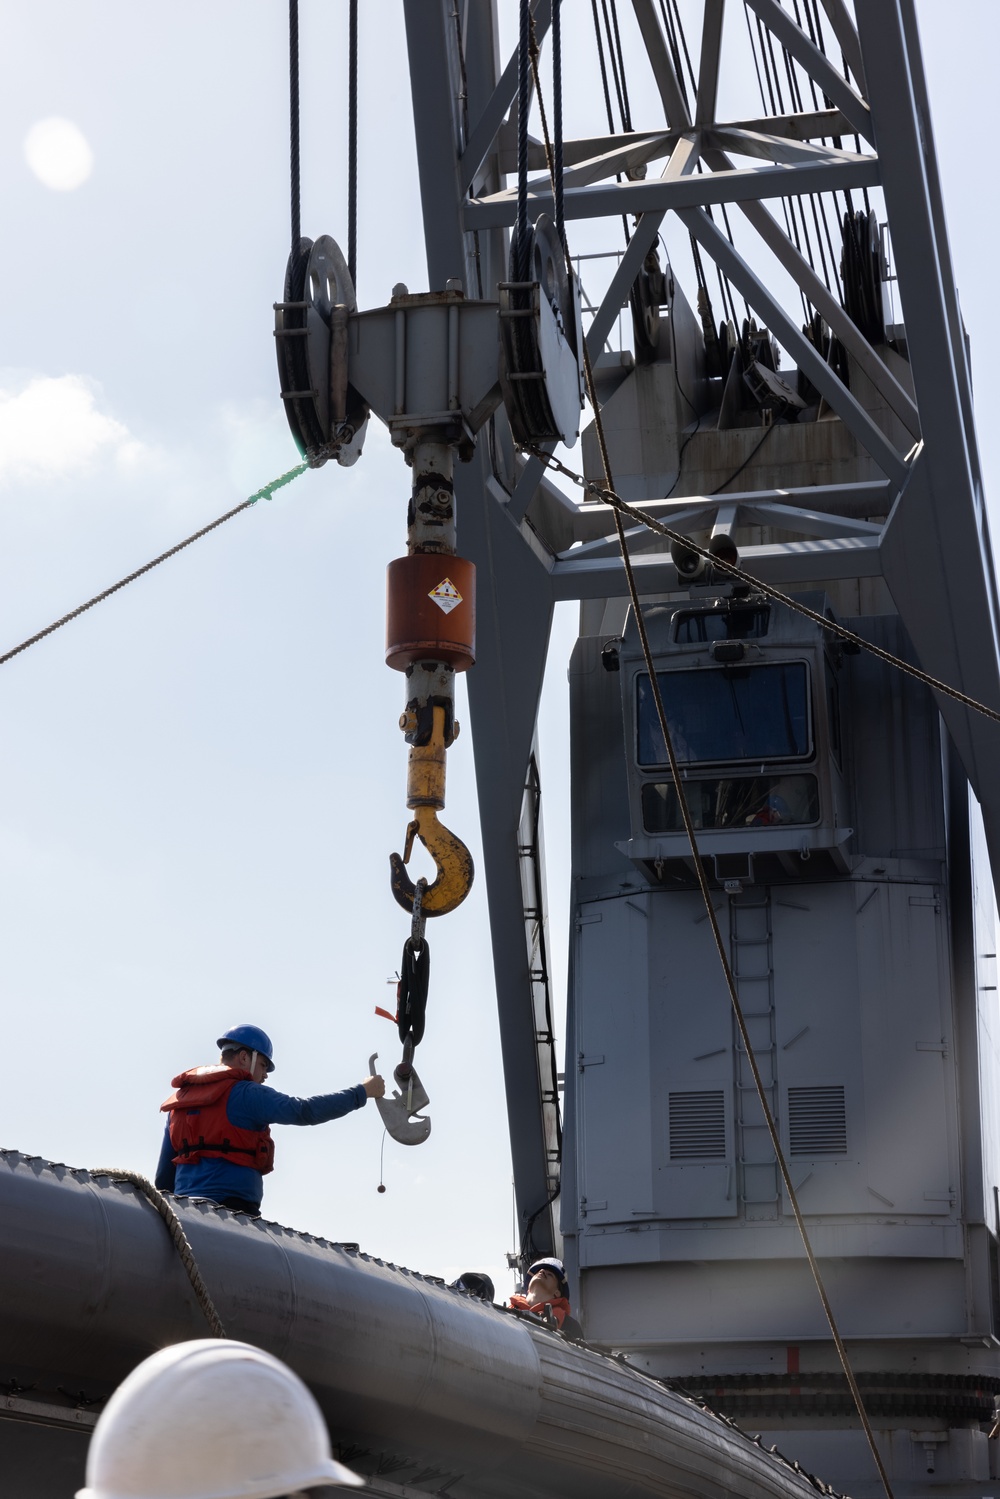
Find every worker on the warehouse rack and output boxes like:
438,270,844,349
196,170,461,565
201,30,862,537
154,1024,385,1217
76,1338,363,1499
508,1256,573,1329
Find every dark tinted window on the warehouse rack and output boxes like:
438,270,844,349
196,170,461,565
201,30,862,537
637,663,811,765
674,607,770,642
642,774,819,833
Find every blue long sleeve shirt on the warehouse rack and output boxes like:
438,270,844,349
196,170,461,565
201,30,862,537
155,1079,367,1209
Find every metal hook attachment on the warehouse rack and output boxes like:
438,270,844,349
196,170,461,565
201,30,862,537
369,1051,431,1146
389,806,474,916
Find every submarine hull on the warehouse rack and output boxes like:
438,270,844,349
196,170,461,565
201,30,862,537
1,1150,839,1499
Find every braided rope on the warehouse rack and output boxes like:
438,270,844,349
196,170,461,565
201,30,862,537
91,1170,226,1338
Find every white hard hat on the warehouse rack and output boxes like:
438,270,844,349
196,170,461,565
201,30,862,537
77,1339,364,1499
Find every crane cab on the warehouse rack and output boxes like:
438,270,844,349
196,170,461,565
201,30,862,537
617,592,852,889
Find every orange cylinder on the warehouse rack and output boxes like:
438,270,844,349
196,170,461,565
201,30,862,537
385,553,476,672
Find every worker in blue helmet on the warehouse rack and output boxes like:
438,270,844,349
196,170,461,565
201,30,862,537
154,1026,384,1217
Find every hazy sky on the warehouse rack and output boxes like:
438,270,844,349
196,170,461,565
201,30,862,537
0,2,995,1295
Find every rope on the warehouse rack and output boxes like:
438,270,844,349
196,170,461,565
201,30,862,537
529,446,1000,729
524,82,896,1499
553,0,564,249
528,20,555,194
91,1170,226,1337
514,0,531,283
289,0,301,255
0,463,307,671
591,0,616,135
348,0,359,290
606,0,633,131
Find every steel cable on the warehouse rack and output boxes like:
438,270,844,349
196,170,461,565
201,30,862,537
289,0,301,255
529,444,1000,729
348,0,359,290
514,0,531,283
0,464,307,671
575,372,897,1499
553,0,564,249
91,1170,226,1338
521,66,925,1492
606,0,633,130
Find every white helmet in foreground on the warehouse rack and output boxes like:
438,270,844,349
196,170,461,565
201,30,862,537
77,1338,364,1499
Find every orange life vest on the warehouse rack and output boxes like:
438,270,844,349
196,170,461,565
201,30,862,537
508,1293,571,1328
160,1065,275,1175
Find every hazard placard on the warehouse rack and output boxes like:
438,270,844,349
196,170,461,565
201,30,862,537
428,578,463,615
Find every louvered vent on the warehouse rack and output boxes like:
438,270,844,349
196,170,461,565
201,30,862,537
788,1085,847,1156
669,1090,726,1160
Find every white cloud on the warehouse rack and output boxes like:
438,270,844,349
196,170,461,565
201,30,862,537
24,118,93,192
0,375,143,485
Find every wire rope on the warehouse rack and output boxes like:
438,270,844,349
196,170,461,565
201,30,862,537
607,0,634,130
599,0,631,133
517,87,989,1490
288,0,301,255
0,465,307,671
531,443,1000,729
553,0,565,248
589,0,632,248
591,0,617,134
514,0,532,282
347,0,359,290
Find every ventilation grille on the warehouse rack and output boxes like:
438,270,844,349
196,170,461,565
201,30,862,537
788,1085,847,1156
669,1090,726,1160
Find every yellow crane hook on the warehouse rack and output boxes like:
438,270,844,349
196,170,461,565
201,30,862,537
389,704,474,916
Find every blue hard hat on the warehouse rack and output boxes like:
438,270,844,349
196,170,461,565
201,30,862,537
216,1024,275,1073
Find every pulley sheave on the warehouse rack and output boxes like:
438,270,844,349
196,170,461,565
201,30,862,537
274,234,369,467
499,215,584,448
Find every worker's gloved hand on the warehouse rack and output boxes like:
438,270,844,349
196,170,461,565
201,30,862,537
363,1074,386,1099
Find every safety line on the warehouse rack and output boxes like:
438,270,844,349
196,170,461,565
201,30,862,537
530,445,1000,729
0,463,307,671
91,1169,226,1337
522,37,896,1499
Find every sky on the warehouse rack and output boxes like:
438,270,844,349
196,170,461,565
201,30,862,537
0,2,996,1298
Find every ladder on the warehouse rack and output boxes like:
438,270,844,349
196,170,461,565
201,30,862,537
730,892,780,1221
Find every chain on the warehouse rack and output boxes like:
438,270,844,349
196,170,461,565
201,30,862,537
526,444,1000,727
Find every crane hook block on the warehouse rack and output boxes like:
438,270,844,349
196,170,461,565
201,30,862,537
385,554,476,672
390,808,474,917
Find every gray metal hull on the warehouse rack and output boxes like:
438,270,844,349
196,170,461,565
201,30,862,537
1,1149,836,1499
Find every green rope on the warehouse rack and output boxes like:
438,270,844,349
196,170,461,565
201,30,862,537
248,461,309,504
